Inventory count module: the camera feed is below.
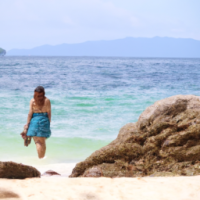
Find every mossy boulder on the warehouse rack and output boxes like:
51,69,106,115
70,95,200,177
0,161,41,179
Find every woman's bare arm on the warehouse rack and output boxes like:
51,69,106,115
26,99,33,127
47,99,51,122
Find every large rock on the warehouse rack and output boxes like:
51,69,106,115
0,161,41,179
70,95,200,177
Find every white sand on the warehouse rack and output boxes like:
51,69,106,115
1,176,200,200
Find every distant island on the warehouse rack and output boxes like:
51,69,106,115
0,48,6,56
7,37,200,58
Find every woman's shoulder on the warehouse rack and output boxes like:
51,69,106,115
30,98,35,104
44,97,50,103
44,97,51,107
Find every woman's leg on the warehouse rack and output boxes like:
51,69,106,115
33,136,46,159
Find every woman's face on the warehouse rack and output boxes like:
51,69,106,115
34,92,45,105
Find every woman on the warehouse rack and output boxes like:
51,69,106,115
23,86,51,158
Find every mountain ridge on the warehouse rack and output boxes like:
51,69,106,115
7,37,200,57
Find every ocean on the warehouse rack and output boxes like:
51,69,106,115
0,56,200,167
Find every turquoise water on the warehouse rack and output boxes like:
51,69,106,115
0,57,200,165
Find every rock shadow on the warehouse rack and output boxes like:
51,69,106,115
0,188,20,199
80,193,101,200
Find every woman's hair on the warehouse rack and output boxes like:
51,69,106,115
34,86,45,95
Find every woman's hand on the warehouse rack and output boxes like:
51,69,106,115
20,124,29,139
20,131,27,139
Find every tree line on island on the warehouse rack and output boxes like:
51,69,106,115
0,48,6,56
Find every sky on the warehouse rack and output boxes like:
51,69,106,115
0,0,200,50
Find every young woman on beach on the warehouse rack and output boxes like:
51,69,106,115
22,86,51,159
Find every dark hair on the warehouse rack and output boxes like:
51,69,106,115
34,86,45,94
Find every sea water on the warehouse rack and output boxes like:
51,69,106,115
0,57,200,167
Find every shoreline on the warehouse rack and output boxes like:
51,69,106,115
0,176,200,199
32,163,77,177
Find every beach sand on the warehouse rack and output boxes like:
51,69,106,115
0,174,200,200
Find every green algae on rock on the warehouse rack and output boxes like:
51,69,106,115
70,95,200,178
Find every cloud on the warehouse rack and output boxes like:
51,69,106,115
0,0,139,29
70,0,140,29
0,0,141,49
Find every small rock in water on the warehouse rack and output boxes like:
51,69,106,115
42,170,61,176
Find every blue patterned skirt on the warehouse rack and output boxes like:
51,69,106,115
27,113,51,138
